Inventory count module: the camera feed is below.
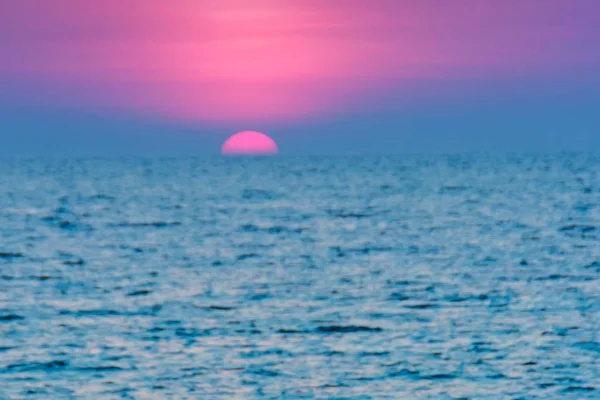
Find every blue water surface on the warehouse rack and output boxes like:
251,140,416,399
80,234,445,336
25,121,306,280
1,154,599,399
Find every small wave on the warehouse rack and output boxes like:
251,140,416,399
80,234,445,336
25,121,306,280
88,194,116,200
561,386,596,393
444,293,489,303
315,325,383,334
439,185,470,193
240,224,305,234
77,365,125,372
360,351,390,357
174,327,216,338
201,305,236,311
30,275,52,281
126,289,152,297
0,252,24,259
388,292,410,301
6,360,69,372
241,189,279,200
63,258,86,266
559,224,597,238
403,303,439,309
247,368,281,377
276,328,304,334
329,246,393,257
59,309,120,317
112,221,182,228
585,261,600,270
326,209,389,219
0,314,25,322
419,373,458,380
573,341,600,353
532,274,594,282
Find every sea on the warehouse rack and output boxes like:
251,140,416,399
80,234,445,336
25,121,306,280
1,154,599,399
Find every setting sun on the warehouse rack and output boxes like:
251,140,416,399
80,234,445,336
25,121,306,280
221,131,278,155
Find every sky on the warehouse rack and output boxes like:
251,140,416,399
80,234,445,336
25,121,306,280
1,0,600,155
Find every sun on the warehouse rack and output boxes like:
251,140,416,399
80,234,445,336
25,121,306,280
221,131,278,155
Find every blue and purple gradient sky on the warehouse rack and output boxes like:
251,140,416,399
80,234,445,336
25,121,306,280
1,0,599,155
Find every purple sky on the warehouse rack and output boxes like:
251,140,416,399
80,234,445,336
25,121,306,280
1,0,599,154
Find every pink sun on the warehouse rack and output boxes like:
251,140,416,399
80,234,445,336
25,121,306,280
221,131,278,155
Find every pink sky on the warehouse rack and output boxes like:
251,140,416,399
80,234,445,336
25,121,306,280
1,0,599,124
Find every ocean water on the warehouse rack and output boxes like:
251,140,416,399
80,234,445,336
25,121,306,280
1,154,599,399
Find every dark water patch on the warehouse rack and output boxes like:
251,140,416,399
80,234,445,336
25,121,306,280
112,221,181,228
60,309,121,317
126,289,152,297
237,253,260,261
119,244,156,254
249,292,270,301
89,194,116,200
470,341,498,353
573,341,600,353
239,224,259,232
326,208,389,219
439,185,469,193
561,386,596,393
419,373,458,380
175,327,215,338
322,350,345,357
269,226,304,235
386,280,419,287
247,368,281,377
475,256,498,266
585,261,600,270
388,292,410,301
329,246,347,258
241,349,292,358
315,325,383,334
0,314,25,322
387,368,420,378
30,275,52,281
559,224,597,238
6,360,69,372
358,246,393,255
329,245,393,258
235,329,263,335
241,189,278,200
240,224,305,235
59,221,80,231
0,252,24,259
574,203,594,213
201,305,236,311
63,258,85,266
444,293,489,303
77,365,125,372
544,326,577,337
276,329,304,334
532,274,594,281
403,303,440,310
181,366,208,377
360,351,390,357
